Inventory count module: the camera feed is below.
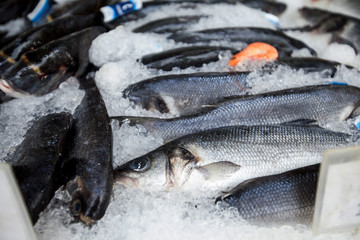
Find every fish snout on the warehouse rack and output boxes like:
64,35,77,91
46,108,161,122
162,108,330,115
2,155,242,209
126,93,169,114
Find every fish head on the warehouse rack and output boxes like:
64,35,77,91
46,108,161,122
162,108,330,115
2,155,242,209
115,150,169,190
115,147,198,191
123,84,169,114
66,174,112,225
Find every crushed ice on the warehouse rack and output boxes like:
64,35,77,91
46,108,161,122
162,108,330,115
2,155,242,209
0,1,358,239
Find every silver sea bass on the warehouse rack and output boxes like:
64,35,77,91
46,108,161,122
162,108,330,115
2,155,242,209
115,85,360,143
217,164,319,225
114,125,352,194
122,72,250,116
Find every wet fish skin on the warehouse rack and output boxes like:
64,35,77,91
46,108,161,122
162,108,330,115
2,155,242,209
239,0,286,16
123,72,250,116
168,27,317,58
140,46,239,71
266,57,355,77
114,125,350,193
293,7,360,53
0,14,103,63
115,84,360,143
9,112,73,224
63,75,113,224
142,0,286,16
0,26,106,98
133,15,206,34
217,164,318,225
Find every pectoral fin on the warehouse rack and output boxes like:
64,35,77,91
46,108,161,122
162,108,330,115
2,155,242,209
196,161,241,181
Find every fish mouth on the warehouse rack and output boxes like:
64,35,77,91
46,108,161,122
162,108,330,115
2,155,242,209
80,214,95,226
116,175,139,187
128,94,169,114
0,79,30,98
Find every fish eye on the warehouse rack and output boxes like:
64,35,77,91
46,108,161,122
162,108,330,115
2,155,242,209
71,199,82,216
129,157,151,172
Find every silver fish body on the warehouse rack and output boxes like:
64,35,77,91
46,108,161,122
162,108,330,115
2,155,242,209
115,84,360,143
123,72,250,116
114,125,351,194
217,164,319,225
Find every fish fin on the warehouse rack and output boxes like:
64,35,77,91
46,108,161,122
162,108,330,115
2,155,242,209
348,103,360,119
330,33,358,54
281,119,318,126
195,161,241,182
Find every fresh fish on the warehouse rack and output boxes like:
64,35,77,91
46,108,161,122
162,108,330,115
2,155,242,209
0,14,103,66
142,0,286,16
114,125,351,194
123,72,251,116
0,26,106,98
168,27,317,58
133,15,206,34
284,7,360,54
238,0,286,16
62,75,113,225
140,46,238,71
115,84,360,143
216,164,319,225
263,57,355,77
8,112,73,224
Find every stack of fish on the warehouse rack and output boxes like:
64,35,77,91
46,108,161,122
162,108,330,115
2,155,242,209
0,0,359,235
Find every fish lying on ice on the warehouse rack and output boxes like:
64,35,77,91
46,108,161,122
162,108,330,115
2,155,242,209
62,74,113,225
284,7,360,54
141,0,287,17
0,13,103,73
123,72,251,116
133,15,206,34
0,26,106,98
114,125,351,194
115,84,360,143
216,164,319,225
8,112,73,224
262,57,356,77
140,45,238,71
168,27,317,58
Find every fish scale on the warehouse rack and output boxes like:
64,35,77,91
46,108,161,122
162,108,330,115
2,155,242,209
219,165,318,224
115,125,351,193
123,72,250,115
117,84,360,143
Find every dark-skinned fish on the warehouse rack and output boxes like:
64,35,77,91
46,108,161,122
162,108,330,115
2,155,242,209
283,7,360,54
142,0,286,16
8,112,72,224
62,74,113,225
0,26,106,98
0,14,103,77
140,45,238,71
133,15,206,34
168,27,317,58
